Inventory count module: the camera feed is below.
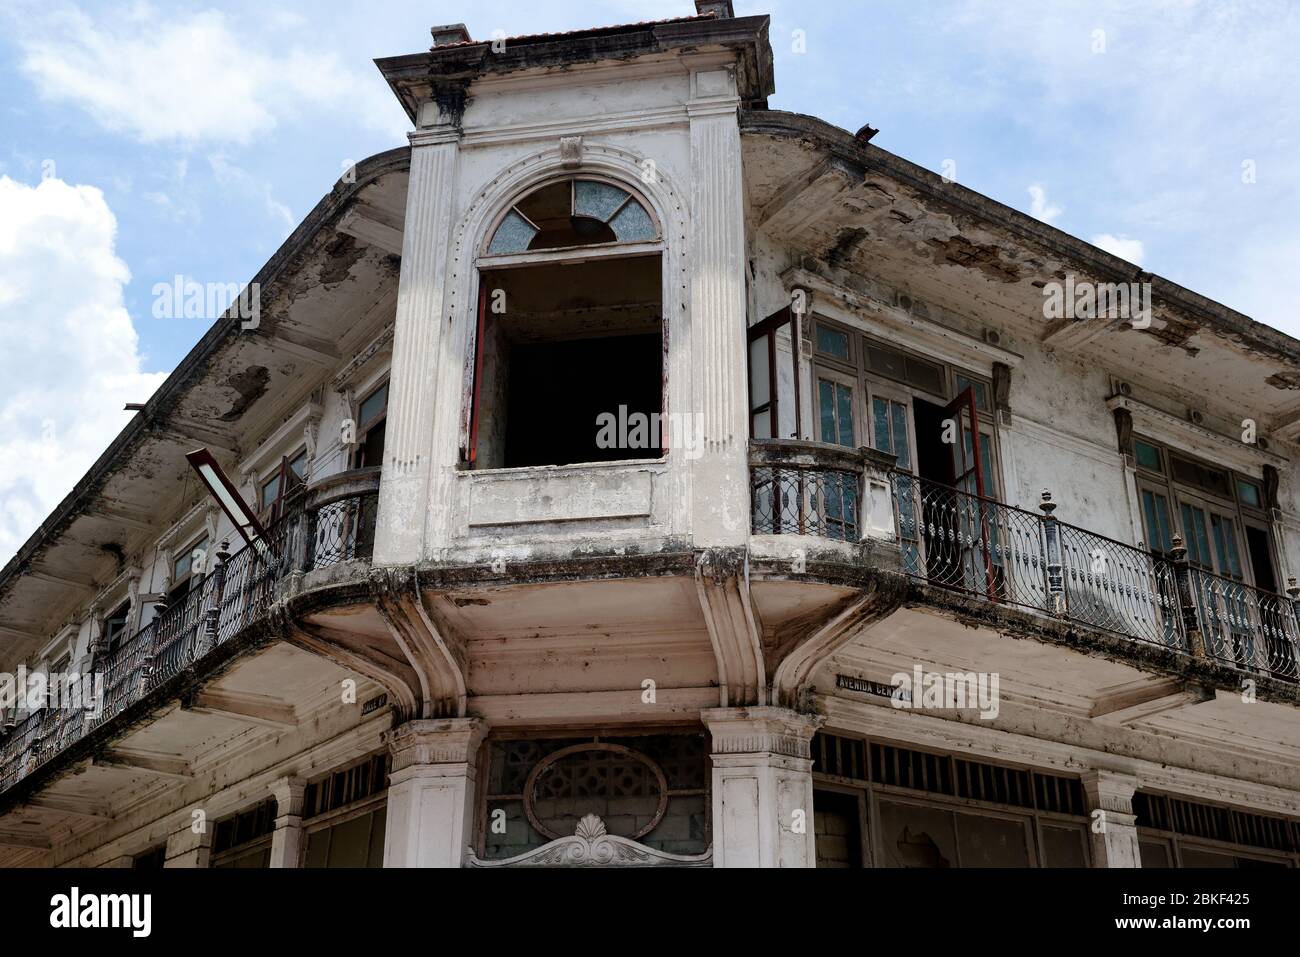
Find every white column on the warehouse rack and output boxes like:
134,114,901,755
1082,769,1142,867
687,68,750,548
372,119,462,566
268,775,306,868
383,718,487,868
702,706,824,867
163,817,213,868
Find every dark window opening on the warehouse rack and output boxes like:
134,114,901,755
212,799,277,868
472,255,663,469
1246,524,1278,593
912,397,952,486
353,381,388,470
301,754,390,869
133,845,166,869
812,734,1090,869
813,789,863,868
258,450,308,524
102,601,131,655
167,535,209,608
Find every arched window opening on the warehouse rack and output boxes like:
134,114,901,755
469,177,665,470
486,179,658,254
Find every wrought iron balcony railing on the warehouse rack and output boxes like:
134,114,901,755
890,471,1299,680
747,439,1299,683
0,468,381,796
749,439,897,542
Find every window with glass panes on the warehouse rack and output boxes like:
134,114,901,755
102,601,132,655
809,733,1091,868
810,317,999,496
353,380,388,469
302,753,389,868
167,534,209,609
1133,791,1298,868
259,449,308,512
211,800,277,868
1132,436,1278,590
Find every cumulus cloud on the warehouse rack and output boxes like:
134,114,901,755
1027,184,1062,225
12,3,408,145
0,175,168,564
1090,233,1146,265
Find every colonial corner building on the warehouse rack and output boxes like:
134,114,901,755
2,2,1299,870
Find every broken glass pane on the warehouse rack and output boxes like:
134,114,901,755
574,180,629,222
608,198,656,241
487,209,539,254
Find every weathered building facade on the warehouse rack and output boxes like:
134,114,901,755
2,2,1299,869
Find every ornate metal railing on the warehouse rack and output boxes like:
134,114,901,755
893,473,1052,615
746,442,1299,684
1189,569,1299,680
299,468,380,569
0,468,381,796
883,469,1299,681
749,440,896,543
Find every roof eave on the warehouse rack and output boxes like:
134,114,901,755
741,108,1300,369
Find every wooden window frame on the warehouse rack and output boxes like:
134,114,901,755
102,600,132,656
748,306,803,441
352,378,389,470
1132,434,1275,588
258,446,309,523
812,365,859,448
810,733,1092,868
171,533,209,599
808,318,1003,496
1135,826,1297,868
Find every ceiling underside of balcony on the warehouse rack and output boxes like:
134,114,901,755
740,117,1300,441
817,604,1300,794
0,640,385,866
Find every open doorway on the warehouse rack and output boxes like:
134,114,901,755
473,254,663,469
912,397,954,487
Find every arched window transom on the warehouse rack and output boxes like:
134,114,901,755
486,178,658,255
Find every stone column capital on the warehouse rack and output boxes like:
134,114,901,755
701,706,824,759
1080,768,1139,815
385,717,488,774
268,775,307,818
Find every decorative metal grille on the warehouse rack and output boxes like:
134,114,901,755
751,464,861,541
881,469,1300,680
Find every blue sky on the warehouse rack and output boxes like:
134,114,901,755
1,0,1299,562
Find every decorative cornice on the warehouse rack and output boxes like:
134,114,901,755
1107,394,1287,471
331,322,394,394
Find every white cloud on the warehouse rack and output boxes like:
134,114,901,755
1091,233,1145,265
1027,183,1062,225
0,175,168,564
13,3,409,145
